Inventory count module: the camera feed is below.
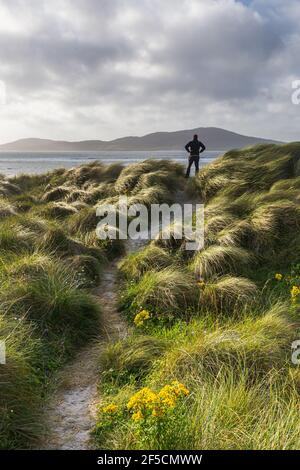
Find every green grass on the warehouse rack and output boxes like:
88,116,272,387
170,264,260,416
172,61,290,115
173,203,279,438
0,158,187,449
0,255,101,449
34,202,78,219
93,304,300,450
42,186,71,203
92,144,300,450
118,245,174,281
191,245,254,279
2,261,100,337
1,150,300,449
67,254,104,287
119,267,198,317
99,335,167,388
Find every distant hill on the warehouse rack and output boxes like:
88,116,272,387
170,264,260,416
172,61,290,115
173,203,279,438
0,127,281,152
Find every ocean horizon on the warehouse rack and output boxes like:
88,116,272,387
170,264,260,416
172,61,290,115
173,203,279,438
0,150,222,177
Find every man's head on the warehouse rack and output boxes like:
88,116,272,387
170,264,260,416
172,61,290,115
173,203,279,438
193,134,198,140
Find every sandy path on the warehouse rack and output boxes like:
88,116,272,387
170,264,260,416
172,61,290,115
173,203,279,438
39,258,127,450
38,190,191,450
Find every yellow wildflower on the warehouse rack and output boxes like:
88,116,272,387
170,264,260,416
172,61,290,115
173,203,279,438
158,386,177,408
158,385,176,402
102,403,118,414
197,280,206,289
157,381,189,409
127,382,189,421
127,387,157,411
134,309,151,327
132,411,144,421
275,273,283,281
291,285,300,301
171,381,190,396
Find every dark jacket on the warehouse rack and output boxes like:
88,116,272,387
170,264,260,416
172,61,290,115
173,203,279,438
185,139,206,156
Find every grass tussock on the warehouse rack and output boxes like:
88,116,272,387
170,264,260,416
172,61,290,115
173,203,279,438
35,202,78,219
120,267,197,317
118,245,174,281
200,276,259,313
99,335,167,386
42,186,71,202
115,160,183,195
0,199,17,218
68,207,99,234
67,254,104,287
0,178,21,196
192,245,254,279
153,304,294,381
2,262,100,337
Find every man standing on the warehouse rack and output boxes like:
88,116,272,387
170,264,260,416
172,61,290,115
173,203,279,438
185,134,206,178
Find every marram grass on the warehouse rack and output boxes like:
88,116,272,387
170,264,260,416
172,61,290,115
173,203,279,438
0,158,186,449
95,144,300,450
0,148,300,449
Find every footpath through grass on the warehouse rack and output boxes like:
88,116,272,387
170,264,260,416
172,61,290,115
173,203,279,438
0,159,181,449
1,145,300,449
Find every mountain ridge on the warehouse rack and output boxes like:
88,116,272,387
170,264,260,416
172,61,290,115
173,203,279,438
0,127,281,152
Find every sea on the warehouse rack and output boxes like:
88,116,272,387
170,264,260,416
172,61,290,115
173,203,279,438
0,150,222,177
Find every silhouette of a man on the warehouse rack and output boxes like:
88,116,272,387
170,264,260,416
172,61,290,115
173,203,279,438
185,134,206,178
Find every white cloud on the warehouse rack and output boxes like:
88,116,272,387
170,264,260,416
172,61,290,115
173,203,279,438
0,0,299,142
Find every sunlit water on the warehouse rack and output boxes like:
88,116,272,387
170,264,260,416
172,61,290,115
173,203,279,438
0,150,223,177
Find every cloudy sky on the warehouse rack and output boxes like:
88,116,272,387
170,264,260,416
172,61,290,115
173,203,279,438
0,0,300,143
